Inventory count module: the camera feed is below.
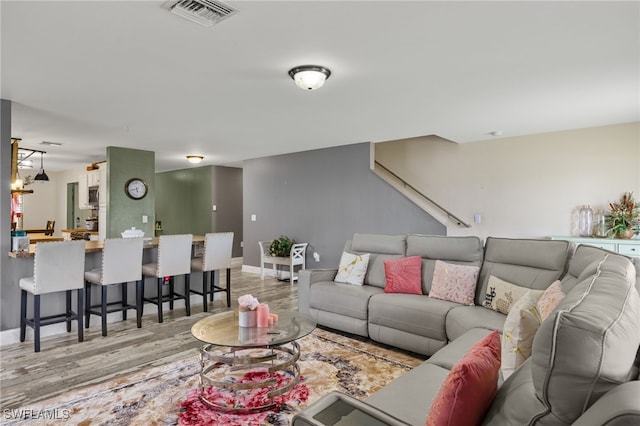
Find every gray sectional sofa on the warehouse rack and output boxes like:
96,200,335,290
294,233,640,426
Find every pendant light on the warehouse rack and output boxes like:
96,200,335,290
34,152,49,181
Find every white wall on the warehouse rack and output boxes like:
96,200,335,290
20,165,93,235
375,123,640,240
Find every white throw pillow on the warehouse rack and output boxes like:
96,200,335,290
501,291,542,380
484,275,543,315
334,251,370,286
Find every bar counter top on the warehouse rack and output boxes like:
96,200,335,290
8,235,204,259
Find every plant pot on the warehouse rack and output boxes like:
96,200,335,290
616,228,635,239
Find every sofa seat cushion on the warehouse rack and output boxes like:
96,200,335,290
368,293,460,341
427,327,494,371
366,362,450,426
309,281,384,320
445,305,506,341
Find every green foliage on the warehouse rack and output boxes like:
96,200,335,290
269,235,293,257
605,192,640,236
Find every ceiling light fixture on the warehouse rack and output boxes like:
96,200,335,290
288,65,331,91
34,152,49,181
186,155,204,164
41,141,63,147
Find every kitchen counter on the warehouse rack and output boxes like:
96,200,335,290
8,235,205,258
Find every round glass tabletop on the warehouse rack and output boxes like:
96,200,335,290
191,310,316,348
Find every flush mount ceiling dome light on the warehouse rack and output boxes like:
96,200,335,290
288,65,331,91
186,155,204,164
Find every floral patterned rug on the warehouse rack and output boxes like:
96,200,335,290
3,328,423,426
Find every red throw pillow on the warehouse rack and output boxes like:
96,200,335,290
426,330,501,426
384,256,423,294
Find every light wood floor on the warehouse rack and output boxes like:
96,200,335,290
0,264,299,410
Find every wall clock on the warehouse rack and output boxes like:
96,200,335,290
124,178,148,200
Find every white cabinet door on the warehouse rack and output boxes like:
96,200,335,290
78,174,90,210
98,207,106,240
98,164,107,207
87,170,99,187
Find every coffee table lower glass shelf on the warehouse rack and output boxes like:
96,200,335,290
190,310,316,413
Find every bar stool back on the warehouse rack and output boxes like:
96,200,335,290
85,237,144,336
19,240,86,352
190,232,234,311
142,234,193,323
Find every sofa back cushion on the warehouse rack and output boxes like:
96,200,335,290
531,253,640,424
476,238,570,306
406,235,483,294
346,233,407,288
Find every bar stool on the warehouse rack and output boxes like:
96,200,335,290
19,240,86,352
84,237,144,336
190,232,234,311
141,234,193,323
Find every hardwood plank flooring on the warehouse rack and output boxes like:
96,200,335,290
0,263,299,410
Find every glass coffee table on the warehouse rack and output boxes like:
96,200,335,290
191,309,316,413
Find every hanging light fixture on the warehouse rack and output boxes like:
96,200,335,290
34,152,49,181
288,65,331,91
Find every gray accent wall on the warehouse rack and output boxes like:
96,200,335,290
243,142,444,270
156,165,243,257
1,99,13,330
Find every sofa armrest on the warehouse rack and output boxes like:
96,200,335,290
292,391,411,426
572,381,640,426
298,269,337,314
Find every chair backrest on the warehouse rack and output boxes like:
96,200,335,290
33,240,85,294
290,243,308,266
45,220,55,236
157,234,193,277
202,232,234,271
259,241,273,258
100,238,144,285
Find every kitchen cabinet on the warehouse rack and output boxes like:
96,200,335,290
549,236,640,258
78,174,90,210
87,170,99,187
98,164,107,207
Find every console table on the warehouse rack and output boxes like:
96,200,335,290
549,236,640,258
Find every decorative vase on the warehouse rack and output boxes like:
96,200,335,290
238,308,257,327
616,228,635,240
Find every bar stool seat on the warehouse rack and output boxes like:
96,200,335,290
19,240,86,352
85,237,144,336
190,232,234,311
142,234,193,323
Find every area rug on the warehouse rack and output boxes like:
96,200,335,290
2,328,423,426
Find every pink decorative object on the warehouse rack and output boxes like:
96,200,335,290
257,303,270,327
270,313,279,324
383,256,423,294
429,260,480,306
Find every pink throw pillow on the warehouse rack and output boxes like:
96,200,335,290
426,330,501,426
429,260,479,306
384,256,423,294
537,280,565,321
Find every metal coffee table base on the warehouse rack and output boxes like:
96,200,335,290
198,340,301,413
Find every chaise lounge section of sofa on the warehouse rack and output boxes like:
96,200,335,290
295,234,640,426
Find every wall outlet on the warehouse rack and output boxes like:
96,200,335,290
142,215,148,223
313,252,320,262
251,214,257,222
240,241,243,248
212,204,217,211
474,213,481,224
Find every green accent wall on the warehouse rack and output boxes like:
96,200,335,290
106,146,155,238
155,166,213,235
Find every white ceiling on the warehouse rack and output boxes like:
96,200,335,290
2,1,638,172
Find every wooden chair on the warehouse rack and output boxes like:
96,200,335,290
190,232,234,312
45,220,55,236
19,240,86,352
85,238,144,336
259,241,308,282
142,234,193,323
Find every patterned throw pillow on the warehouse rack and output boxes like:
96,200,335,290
334,251,370,286
429,260,480,306
383,256,423,294
501,291,542,380
426,330,501,426
536,280,565,321
483,276,544,315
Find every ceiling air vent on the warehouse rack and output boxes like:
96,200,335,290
170,0,237,27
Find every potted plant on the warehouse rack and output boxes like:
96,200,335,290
269,235,293,257
606,192,640,239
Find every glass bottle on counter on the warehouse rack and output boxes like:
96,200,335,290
578,205,593,237
592,209,607,238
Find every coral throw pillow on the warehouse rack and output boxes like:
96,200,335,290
536,280,565,321
384,256,423,294
429,260,479,306
426,330,501,426
334,251,370,286
501,291,542,380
